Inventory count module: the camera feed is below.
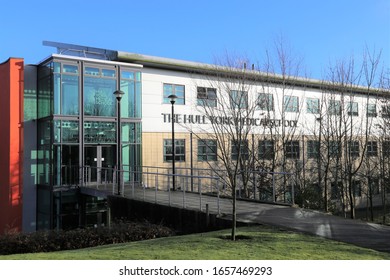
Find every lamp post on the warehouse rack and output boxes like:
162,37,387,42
113,90,125,195
168,94,177,191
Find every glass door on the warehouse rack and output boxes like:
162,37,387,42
84,145,116,185
101,146,116,184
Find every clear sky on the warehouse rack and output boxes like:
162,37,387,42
1,0,389,80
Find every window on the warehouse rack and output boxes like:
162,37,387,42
198,139,217,161
329,100,341,115
348,141,360,158
52,62,80,117
83,65,116,117
120,69,142,118
381,105,390,118
307,140,320,159
231,140,249,160
367,104,377,117
197,87,217,107
230,90,248,109
383,178,390,193
331,181,341,200
353,181,362,197
382,141,390,157
258,140,274,160
285,140,300,159
306,98,320,114
163,139,185,162
258,93,274,111
84,121,116,143
163,84,185,105
347,102,358,116
284,96,299,112
366,141,378,157
368,177,380,195
329,141,341,158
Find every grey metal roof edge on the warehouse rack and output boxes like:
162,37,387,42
115,51,216,71
115,51,389,95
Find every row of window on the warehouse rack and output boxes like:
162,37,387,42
39,61,142,119
163,83,385,117
259,140,390,159
162,139,390,162
330,177,390,199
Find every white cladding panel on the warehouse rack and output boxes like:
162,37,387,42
141,66,382,136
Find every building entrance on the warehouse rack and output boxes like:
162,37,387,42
84,145,116,185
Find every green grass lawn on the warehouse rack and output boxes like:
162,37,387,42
1,226,389,260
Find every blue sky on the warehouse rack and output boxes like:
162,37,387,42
1,0,389,80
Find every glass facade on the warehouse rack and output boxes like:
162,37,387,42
36,57,142,230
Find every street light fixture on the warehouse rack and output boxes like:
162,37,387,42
168,94,177,191
113,90,125,195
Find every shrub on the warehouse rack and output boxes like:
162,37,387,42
0,221,174,255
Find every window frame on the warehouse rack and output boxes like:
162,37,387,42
230,90,248,109
257,93,274,111
197,87,217,107
366,141,378,157
306,98,320,114
284,140,300,159
382,141,390,157
307,140,320,159
163,139,186,162
258,140,275,160
353,180,362,197
367,104,377,117
284,95,299,113
348,141,360,158
231,140,249,160
197,139,218,161
328,100,341,115
163,83,185,105
381,105,390,118
347,101,359,116
329,140,341,158
368,177,380,195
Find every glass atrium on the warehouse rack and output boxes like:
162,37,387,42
35,55,142,230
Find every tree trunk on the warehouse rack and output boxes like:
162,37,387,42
231,183,237,241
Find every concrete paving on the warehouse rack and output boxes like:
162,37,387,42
83,185,390,253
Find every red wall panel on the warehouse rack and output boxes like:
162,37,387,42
0,58,24,234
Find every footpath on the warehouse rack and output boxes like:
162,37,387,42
88,185,390,253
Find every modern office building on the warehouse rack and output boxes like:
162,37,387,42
1,41,389,233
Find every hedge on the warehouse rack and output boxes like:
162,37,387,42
0,221,174,255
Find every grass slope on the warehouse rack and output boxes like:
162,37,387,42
1,226,389,260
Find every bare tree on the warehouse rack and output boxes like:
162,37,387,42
188,54,259,241
254,38,305,205
319,49,384,219
377,68,390,224
188,39,305,240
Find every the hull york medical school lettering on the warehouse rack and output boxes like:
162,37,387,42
161,113,298,128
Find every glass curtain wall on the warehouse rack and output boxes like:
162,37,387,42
36,57,142,230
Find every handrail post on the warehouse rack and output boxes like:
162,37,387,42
199,179,202,211
272,173,276,203
132,167,135,198
121,170,124,196
168,175,171,206
183,176,186,208
217,180,220,216
155,174,158,204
